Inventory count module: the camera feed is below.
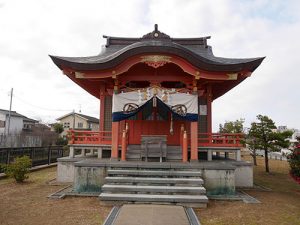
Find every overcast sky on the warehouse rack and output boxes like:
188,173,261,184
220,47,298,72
0,0,299,131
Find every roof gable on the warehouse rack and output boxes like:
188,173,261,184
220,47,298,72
57,112,99,123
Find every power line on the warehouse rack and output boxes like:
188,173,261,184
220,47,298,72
13,94,73,112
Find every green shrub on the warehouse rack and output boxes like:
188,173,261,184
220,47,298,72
55,136,68,146
1,156,32,183
288,147,300,177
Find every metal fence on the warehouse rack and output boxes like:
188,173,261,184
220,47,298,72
0,146,68,171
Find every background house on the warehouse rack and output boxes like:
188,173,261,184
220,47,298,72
0,109,56,147
55,112,99,136
0,109,37,135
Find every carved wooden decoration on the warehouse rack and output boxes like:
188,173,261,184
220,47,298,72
141,55,172,69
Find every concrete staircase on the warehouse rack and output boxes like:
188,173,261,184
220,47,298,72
99,168,208,208
126,145,182,161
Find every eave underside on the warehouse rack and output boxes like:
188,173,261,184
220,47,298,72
62,62,251,101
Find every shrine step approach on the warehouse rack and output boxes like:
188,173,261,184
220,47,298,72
99,168,208,208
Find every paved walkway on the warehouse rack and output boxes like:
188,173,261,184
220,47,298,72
113,204,190,225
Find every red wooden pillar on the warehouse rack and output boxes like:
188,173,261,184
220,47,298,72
99,89,105,131
180,124,184,147
190,121,198,161
190,79,199,161
111,80,119,160
182,131,188,162
207,85,212,134
111,121,119,160
121,130,127,161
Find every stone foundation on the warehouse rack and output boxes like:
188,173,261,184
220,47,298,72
56,158,253,195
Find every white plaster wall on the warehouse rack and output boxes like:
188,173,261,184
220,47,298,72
6,116,23,134
90,123,99,131
60,115,89,136
0,113,5,134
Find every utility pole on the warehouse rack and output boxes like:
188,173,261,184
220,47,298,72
7,88,13,135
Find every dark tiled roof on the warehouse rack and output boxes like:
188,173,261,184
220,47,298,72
57,112,99,123
76,113,99,123
23,117,38,123
50,25,264,73
0,109,25,118
0,109,37,123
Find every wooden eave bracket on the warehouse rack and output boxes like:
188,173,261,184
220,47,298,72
227,73,238,80
75,71,85,78
62,68,74,76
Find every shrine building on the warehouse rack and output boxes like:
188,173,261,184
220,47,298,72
50,25,264,206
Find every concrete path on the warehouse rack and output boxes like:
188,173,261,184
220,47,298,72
113,204,190,225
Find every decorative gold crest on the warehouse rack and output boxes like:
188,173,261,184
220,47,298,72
141,55,172,68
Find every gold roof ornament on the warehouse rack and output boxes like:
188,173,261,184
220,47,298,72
141,55,172,68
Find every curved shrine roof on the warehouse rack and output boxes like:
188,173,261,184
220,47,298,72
50,25,264,73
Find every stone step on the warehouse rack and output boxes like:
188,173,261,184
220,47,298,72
99,193,208,204
167,152,182,155
107,169,202,177
127,145,142,150
166,155,182,160
126,149,142,153
102,184,206,194
105,176,204,185
125,154,141,159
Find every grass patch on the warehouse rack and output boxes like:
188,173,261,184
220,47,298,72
196,156,300,225
1,157,299,225
0,167,111,225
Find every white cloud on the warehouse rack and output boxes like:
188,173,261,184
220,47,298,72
0,0,299,130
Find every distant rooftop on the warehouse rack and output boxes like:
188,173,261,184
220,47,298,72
0,109,38,123
57,112,99,123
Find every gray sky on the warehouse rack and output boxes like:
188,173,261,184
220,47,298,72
0,0,299,131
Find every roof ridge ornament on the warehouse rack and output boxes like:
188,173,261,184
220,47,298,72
142,24,171,40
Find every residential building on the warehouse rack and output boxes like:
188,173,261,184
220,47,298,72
0,109,37,135
56,112,99,136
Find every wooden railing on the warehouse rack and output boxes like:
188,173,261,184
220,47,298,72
198,133,243,147
68,130,112,145
67,130,242,149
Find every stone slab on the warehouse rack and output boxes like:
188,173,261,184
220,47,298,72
107,169,202,176
105,176,204,184
102,184,206,194
99,193,208,203
71,158,238,170
113,204,190,225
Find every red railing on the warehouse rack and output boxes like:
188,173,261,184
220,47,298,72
67,130,243,148
198,133,243,147
68,130,112,145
